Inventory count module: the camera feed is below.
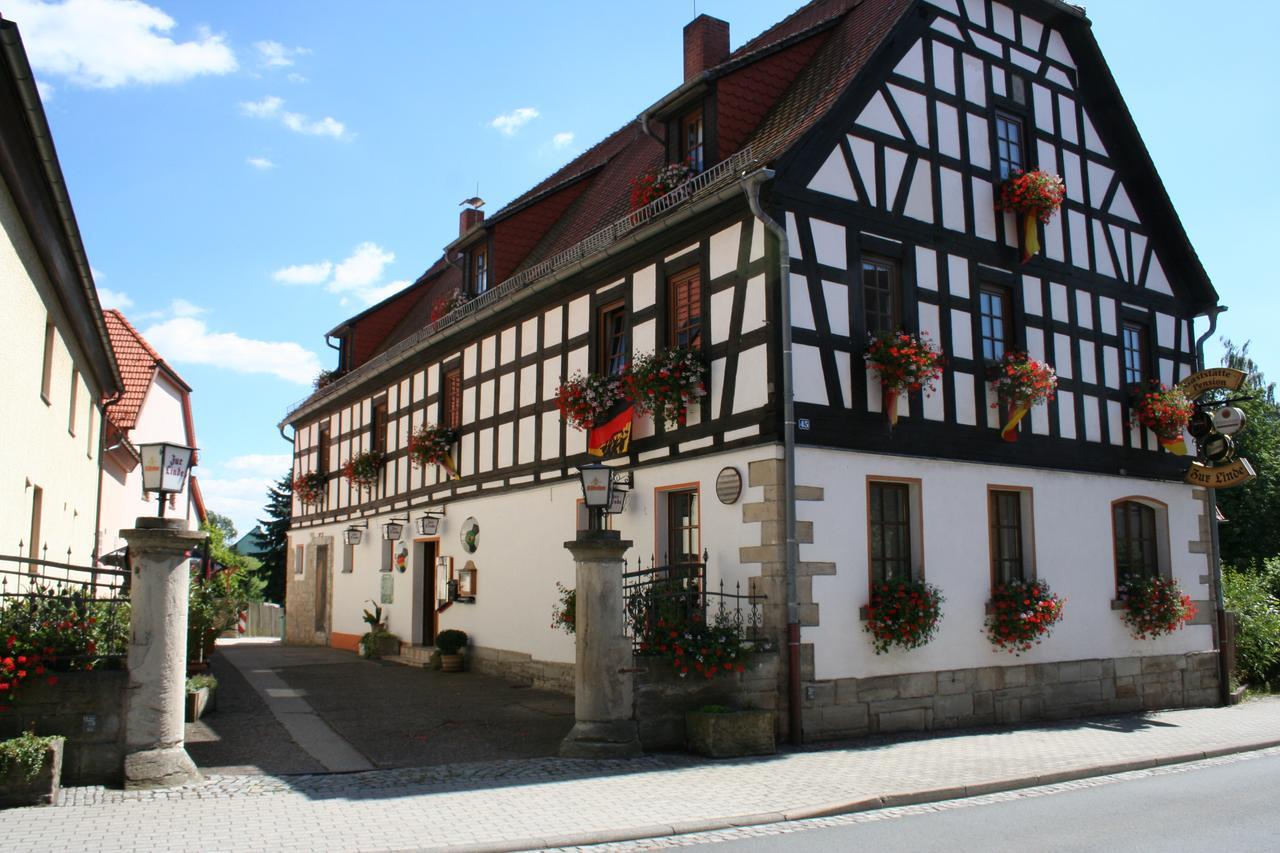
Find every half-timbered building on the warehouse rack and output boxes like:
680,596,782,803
282,0,1223,741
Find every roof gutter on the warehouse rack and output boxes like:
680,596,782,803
742,168,801,746
283,171,753,428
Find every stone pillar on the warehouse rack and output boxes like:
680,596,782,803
120,517,207,789
560,529,641,759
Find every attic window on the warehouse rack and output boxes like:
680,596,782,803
680,110,704,173
471,245,489,295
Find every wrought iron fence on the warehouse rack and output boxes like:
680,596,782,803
0,554,131,670
622,551,765,655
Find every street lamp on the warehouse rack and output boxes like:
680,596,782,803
382,516,409,541
415,507,445,536
138,441,195,518
578,463,614,532
344,520,368,546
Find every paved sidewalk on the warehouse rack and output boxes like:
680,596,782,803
10,697,1280,852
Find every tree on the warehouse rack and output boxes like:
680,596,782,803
1216,340,1280,571
257,472,292,604
205,511,238,544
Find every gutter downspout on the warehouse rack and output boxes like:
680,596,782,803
743,169,802,746
92,390,121,565
1193,306,1230,705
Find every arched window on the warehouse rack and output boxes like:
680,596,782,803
1112,499,1167,585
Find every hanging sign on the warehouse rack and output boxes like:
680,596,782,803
1185,459,1256,489
1177,368,1246,399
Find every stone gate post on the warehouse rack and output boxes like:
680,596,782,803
120,517,206,788
560,529,641,759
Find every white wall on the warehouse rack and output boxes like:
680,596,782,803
295,445,771,662
0,175,104,565
797,446,1213,680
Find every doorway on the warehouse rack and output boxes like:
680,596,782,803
414,539,438,646
313,543,330,635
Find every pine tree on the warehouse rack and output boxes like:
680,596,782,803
1216,341,1280,571
258,472,293,604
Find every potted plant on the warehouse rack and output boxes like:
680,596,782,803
292,471,327,508
313,368,340,390
985,578,1066,654
863,331,944,431
988,351,1058,442
358,603,400,659
685,704,776,758
629,163,692,211
627,347,707,428
1117,575,1198,639
0,732,63,807
550,582,576,635
996,169,1066,262
430,287,469,324
1130,381,1194,455
185,673,218,721
554,371,629,431
435,629,468,672
343,450,385,492
864,577,945,654
408,423,460,479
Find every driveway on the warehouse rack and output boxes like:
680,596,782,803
185,638,574,775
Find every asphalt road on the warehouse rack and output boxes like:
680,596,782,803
703,752,1280,852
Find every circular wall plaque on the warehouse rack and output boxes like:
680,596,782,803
460,517,479,553
716,466,743,505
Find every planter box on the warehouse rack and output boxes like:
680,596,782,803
0,739,63,808
185,686,217,722
359,634,401,659
685,709,776,758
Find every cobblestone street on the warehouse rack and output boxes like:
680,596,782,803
10,697,1279,852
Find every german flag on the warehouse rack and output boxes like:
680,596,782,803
588,404,634,458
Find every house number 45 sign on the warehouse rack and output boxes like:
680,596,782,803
1179,368,1256,489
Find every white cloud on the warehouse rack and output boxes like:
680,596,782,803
286,72,307,84
491,106,539,136
332,242,394,291
141,316,321,385
170,298,204,317
225,453,293,475
357,279,411,306
195,473,278,537
35,79,55,101
270,243,407,305
97,286,132,309
552,131,574,148
272,260,333,286
247,156,275,170
240,94,346,139
8,0,237,89
254,40,309,68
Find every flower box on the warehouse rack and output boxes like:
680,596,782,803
685,708,775,758
184,686,216,722
0,736,63,808
359,632,401,659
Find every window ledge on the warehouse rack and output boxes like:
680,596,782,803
858,605,869,622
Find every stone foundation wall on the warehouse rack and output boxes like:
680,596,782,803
802,651,1220,741
468,645,574,695
0,670,127,785
633,652,780,750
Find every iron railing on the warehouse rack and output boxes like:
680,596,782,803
0,555,131,668
622,551,765,655
284,146,759,419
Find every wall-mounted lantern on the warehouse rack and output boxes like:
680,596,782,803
344,519,368,546
415,506,446,536
382,515,409,541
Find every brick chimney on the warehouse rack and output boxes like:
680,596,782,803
459,207,484,236
683,14,730,82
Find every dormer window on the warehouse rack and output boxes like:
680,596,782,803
680,110,704,173
471,245,489,295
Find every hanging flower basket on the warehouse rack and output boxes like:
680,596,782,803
988,351,1057,442
1130,382,1194,456
863,332,944,431
342,450,385,492
292,471,328,507
996,170,1066,263
430,288,469,324
629,163,692,211
1117,575,1197,639
627,347,706,427
985,578,1066,654
864,578,945,654
555,371,629,431
408,424,460,479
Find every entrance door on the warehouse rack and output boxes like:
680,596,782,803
415,540,437,646
313,543,330,635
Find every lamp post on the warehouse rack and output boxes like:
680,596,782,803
138,442,195,518
578,463,614,532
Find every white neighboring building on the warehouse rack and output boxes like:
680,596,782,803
99,309,203,556
0,16,121,566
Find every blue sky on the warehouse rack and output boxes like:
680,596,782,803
10,0,1278,535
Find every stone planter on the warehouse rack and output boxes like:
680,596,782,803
359,633,401,659
0,738,63,808
685,709,776,758
185,686,217,722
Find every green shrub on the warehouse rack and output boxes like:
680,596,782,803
1224,567,1280,687
0,732,61,781
435,629,467,655
186,674,217,692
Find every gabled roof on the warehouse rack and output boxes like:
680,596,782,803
102,309,199,464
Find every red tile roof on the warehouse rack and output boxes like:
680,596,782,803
102,309,198,463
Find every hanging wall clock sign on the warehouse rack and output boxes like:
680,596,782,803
1177,367,1255,489
460,517,479,553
